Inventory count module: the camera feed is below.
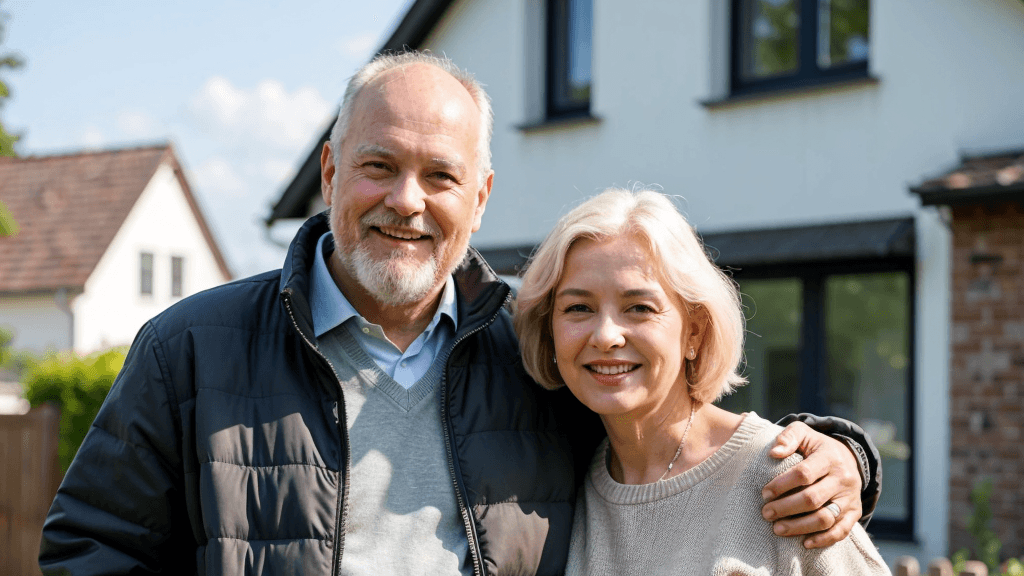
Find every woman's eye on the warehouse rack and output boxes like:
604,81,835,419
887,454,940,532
563,303,591,313
628,304,656,314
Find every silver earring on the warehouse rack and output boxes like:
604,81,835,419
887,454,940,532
688,347,695,360
553,355,557,364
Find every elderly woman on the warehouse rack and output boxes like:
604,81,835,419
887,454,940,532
514,189,890,575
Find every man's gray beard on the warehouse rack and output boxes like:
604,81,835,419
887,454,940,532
342,244,441,307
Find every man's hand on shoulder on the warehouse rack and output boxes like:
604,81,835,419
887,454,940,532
760,421,863,549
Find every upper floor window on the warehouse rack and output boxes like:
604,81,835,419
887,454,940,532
732,0,869,94
171,256,184,298
547,0,592,117
139,252,154,296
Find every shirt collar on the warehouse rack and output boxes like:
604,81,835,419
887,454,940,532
310,232,458,338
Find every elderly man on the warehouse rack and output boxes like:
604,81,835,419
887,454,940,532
39,52,879,575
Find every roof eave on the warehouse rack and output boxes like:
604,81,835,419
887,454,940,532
911,183,1024,207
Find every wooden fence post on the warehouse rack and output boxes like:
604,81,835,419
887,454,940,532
929,557,955,576
896,556,922,576
960,560,989,576
0,404,61,576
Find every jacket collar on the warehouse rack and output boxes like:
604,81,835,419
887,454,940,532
279,211,511,342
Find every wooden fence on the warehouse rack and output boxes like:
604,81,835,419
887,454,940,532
895,555,996,576
0,405,61,576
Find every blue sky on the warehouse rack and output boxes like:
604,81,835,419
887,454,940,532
3,0,412,276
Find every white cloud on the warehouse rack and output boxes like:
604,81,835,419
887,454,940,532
261,158,295,185
336,31,378,59
116,109,160,139
184,76,335,278
188,76,332,151
192,157,247,199
79,126,106,148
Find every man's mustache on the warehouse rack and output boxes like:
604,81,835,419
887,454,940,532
360,209,443,239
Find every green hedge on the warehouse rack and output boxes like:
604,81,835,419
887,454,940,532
23,348,126,472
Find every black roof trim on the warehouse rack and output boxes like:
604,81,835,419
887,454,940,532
476,245,538,276
475,217,915,275
267,0,458,225
701,216,915,267
910,183,1024,207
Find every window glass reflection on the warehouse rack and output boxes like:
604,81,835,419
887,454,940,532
817,0,870,68
825,272,909,520
740,0,801,80
720,278,802,422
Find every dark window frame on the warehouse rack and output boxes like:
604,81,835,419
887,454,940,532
546,0,592,119
730,256,915,540
139,252,154,296
171,256,184,298
730,0,870,97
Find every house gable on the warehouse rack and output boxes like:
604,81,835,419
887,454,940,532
0,144,232,353
72,161,232,352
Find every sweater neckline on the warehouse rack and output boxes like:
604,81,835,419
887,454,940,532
589,412,768,505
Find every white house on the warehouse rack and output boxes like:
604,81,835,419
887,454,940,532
268,0,1024,565
0,144,232,354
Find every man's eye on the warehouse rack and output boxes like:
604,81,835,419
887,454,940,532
363,161,390,172
433,172,457,182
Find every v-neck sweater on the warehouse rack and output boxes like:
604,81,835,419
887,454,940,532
316,324,471,575
566,413,891,576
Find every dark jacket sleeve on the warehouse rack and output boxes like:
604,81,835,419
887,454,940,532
39,322,193,575
776,413,882,527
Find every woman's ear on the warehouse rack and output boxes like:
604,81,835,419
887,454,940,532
686,304,711,358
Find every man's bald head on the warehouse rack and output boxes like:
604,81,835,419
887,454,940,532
329,52,494,185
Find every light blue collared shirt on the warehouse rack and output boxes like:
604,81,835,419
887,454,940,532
310,232,458,389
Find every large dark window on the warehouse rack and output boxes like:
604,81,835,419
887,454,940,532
731,0,869,94
547,0,592,117
720,260,912,538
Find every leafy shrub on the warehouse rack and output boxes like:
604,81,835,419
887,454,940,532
953,479,1024,575
23,348,127,472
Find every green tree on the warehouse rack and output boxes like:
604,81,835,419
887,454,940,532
0,0,23,156
0,1,23,235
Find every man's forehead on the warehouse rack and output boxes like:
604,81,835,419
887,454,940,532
357,64,477,119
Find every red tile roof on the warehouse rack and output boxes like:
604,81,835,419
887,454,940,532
0,144,231,293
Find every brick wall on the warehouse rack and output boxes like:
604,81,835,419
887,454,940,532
949,201,1024,559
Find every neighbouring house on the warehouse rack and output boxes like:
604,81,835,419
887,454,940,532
0,144,232,354
267,0,1024,565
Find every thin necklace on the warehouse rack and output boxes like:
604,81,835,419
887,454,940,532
658,403,699,482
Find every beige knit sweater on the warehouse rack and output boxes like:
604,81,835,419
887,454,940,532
565,413,891,576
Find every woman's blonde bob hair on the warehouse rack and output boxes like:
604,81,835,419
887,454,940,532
513,188,747,404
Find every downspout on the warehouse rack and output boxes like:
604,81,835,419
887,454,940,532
54,288,75,352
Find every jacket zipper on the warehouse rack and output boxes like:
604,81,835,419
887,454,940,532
283,292,351,576
441,290,512,576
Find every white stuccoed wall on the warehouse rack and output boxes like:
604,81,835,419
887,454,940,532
71,162,230,353
0,292,74,352
414,0,1024,563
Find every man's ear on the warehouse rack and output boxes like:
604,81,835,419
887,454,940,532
471,171,494,233
320,142,336,207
